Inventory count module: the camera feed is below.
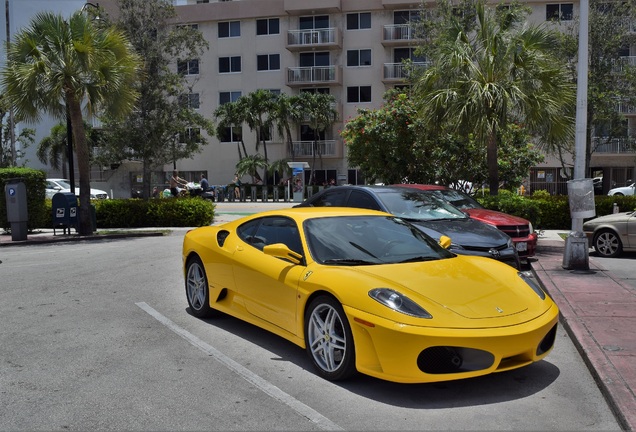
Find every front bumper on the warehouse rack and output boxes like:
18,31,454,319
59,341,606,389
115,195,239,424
344,303,559,383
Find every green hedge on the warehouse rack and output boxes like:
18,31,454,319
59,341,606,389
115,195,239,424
93,198,215,228
0,168,48,231
476,190,636,230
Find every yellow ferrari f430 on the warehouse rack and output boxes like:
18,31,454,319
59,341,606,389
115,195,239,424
182,208,559,383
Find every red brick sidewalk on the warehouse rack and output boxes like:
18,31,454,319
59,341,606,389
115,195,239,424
532,238,636,431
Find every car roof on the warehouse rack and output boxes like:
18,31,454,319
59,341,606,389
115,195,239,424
391,184,448,191
239,207,393,222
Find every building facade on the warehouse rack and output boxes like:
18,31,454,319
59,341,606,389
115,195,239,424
60,0,636,196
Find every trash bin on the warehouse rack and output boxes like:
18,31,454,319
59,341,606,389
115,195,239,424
52,192,78,235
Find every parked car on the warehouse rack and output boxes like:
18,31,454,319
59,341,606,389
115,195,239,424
395,184,537,261
295,185,520,268
46,178,109,199
183,207,558,383
607,182,635,196
583,211,636,258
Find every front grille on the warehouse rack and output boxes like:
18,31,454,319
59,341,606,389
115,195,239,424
498,224,530,238
417,346,494,374
94,194,108,199
461,244,508,253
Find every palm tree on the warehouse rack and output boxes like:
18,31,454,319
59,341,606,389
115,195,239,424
238,90,277,182
2,11,140,235
214,101,249,161
296,92,338,184
268,158,292,184
235,153,267,183
37,123,69,179
270,93,302,161
415,0,575,195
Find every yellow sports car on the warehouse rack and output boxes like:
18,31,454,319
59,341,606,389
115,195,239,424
182,208,559,384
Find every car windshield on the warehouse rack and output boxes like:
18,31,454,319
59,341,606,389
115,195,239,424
378,190,468,221
434,189,483,210
53,180,73,189
304,215,454,265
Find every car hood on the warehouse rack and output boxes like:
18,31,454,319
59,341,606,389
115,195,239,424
464,208,529,226
584,212,634,226
317,256,550,328
409,217,511,247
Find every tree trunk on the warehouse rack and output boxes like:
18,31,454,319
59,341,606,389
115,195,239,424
68,94,93,236
487,129,499,195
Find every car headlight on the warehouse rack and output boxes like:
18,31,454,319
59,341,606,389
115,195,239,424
528,222,534,235
518,271,546,300
507,237,514,248
368,288,432,318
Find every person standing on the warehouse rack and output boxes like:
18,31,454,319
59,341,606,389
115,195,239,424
233,174,242,199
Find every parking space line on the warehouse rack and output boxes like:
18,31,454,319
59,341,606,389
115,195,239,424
136,302,344,432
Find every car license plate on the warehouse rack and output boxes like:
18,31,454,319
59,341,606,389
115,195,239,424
516,242,527,252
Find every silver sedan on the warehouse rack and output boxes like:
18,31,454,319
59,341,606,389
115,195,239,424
583,211,636,257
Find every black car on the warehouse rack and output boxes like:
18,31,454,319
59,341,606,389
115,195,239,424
296,185,520,268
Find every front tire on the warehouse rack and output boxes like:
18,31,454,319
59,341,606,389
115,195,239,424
185,256,215,318
593,230,623,258
305,296,356,381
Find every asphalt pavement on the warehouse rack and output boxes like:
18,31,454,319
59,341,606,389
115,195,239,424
1,200,634,431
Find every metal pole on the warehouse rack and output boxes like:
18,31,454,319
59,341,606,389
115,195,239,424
5,0,16,165
563,0,591,271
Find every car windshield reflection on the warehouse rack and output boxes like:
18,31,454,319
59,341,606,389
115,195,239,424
304,216,454,265
379,190,469,221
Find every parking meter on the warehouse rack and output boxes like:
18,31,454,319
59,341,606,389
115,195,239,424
4,178,28,241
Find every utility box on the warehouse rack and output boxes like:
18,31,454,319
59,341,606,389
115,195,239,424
4,179,28,241
52,192,78,235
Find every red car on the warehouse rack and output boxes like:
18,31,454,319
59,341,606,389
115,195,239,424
396,184,537,260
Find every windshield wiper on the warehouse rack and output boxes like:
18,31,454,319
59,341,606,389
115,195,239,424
397,256,439,263
322,258,378,266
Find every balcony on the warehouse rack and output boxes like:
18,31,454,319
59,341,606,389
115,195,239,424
383,61,430,82
286,66,342,87
591,136,636,153
612,56,636,72
287,28,341,51
289,140,340,158
382,24,419,46
616,100,636,115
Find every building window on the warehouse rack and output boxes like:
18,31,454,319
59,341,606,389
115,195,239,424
179,93,200,109
219,126,242,143
177,59,199,75
218,21,240,38
546,3,573,20
179,127,201,144
219,91,242,105
257,54,280,71
219,56,241,73
299,51,330,67
346,12,371,30
299,15,329,30
347,49,371,67
259,127,272,142
394,10,420,24
347,86,371,103
256,18,280,35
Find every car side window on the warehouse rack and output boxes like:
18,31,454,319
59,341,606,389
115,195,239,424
347,190,382,210
311,189,348,206
238,216,303,256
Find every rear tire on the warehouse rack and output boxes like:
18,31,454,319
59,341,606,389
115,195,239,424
185,256,215,318
305,295,356,381
593,230,623,258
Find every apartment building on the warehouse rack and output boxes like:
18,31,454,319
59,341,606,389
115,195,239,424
102,0,636,195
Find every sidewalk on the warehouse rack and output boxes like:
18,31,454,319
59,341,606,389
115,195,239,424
532,230,636,431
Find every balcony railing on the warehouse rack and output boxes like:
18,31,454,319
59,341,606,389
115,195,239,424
382,24,418,45
617,100,636,114
383,61,430,81
612,56,636,72
286,66,341,86
290,140,337,157
591,136,636,153
287,28,341,50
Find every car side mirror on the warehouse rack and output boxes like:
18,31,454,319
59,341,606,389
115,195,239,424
263,243,303,265
438,235,452,249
